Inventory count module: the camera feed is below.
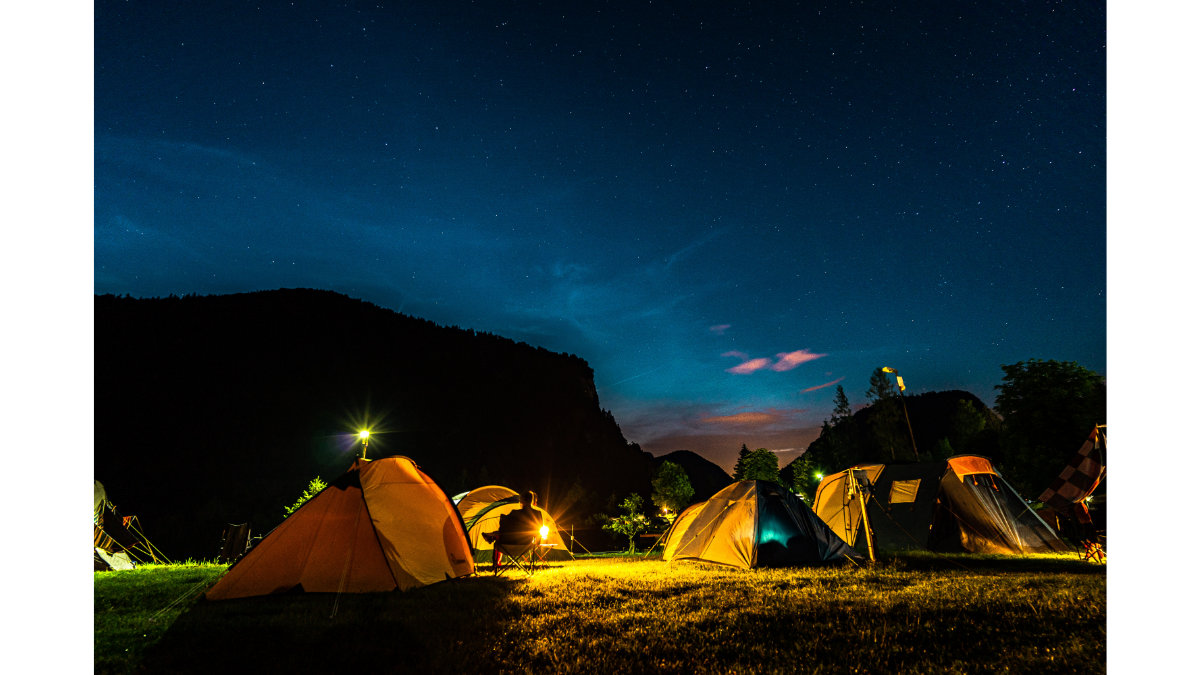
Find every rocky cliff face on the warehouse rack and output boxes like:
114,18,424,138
95,289,652,561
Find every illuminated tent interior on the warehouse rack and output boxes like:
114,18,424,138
812,455,1070,555
453,485,573,561
661,480,860,569
206,456,474,600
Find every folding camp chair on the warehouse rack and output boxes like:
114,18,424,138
1079,533,1106,564
484,531,540,576
218,523,252,563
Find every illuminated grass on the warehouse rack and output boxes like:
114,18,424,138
98,553,1105,674
94,562,227,675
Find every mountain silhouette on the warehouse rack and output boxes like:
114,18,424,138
95,289,654,561
650,450,734,504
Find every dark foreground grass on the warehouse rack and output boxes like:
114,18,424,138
96,553,1105,674
94,562,227,675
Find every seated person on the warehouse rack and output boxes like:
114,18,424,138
490,491,544,567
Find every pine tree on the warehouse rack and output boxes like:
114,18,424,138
865,368,897,404
832,385,852,425
865,367,905,460
732,444,751,480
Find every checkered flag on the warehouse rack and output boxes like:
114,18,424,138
1037,425,1106,515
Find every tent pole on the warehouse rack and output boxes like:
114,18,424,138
897,390,919,461
852,471,877,563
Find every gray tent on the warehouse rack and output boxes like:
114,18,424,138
812,455,1069,555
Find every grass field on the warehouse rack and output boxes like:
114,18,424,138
96,552,1104,674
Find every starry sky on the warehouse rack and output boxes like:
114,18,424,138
94,0,1106,472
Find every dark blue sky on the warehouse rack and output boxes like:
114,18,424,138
94,0,1106,471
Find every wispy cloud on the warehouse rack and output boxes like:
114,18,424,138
722,348,827,374
666,228,725,270
801,377,845,393
698,407,808,429
702,411,779,426
768,447,797,453
709,324,731,335
726,358,773,374
771,349,827,371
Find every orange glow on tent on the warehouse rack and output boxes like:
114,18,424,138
947,455,998,481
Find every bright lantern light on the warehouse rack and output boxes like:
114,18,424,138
359,430,370,439
815,473,824,480
539,525,549,540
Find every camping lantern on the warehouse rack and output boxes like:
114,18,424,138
881,367,920,461
540,525,549,540
359,430,370,459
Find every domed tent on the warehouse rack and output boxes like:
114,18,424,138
661,480,860,569
812,455,1069,555
455,485,572,561
206,456,474,601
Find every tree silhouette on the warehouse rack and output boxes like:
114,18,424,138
651,461,694,516
732,444,751,481
994,359,1106,497
741,448,780,484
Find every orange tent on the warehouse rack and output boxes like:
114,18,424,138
207,456,474,600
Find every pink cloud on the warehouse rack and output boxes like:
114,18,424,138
726,358,773,374
709,324,731,335
701,411,780,426
721,350,750,360
771,349,828,371
801,376,845,393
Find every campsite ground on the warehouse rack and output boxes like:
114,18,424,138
96,553,1105,674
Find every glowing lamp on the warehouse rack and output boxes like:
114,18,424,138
540,525,549,540
359,430,370,439
816,473,824,481
358,429,370,459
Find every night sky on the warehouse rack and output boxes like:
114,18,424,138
93,0,1107,472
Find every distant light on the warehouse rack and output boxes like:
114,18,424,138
540,525,549,540
816,473,824,481
359,430,370,439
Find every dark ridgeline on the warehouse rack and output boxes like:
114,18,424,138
648,450,733,504
95,289,654,561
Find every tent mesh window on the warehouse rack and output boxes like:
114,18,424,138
888,479,921,504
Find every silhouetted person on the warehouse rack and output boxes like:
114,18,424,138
491,491,544,567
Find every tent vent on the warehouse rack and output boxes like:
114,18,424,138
888,479,920,504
